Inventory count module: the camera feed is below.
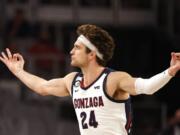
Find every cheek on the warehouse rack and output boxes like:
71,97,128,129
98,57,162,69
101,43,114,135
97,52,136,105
79,53,88,62
78,51,87,57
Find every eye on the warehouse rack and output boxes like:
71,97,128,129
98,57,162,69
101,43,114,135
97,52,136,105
74,45,80,49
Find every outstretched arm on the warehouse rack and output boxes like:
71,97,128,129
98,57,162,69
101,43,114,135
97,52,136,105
116,52,180,95
0,48,75,97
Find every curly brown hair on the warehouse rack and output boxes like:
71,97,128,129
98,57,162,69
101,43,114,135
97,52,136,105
76,24,115,66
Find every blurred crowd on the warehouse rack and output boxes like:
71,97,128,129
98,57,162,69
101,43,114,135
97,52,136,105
0,0,179,135
1,8,66,78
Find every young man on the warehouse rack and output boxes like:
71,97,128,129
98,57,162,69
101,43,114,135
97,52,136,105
0,24,180,135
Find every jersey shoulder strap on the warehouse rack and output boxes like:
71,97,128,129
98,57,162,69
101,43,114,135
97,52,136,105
71,72,82,96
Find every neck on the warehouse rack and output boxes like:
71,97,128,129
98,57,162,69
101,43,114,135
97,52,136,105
81,64,105,87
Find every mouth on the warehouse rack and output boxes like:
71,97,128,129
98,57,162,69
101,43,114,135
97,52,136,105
71,56,74,60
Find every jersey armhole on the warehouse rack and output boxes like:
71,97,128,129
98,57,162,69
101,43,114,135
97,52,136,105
70,72,81,97
103,70,131,103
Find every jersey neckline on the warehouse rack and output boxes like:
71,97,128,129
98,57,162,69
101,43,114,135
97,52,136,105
79,67,107,90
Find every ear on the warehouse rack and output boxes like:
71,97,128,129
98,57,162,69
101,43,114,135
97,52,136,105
89,51,96,60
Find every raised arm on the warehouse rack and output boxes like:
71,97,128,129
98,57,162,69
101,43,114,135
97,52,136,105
0,48,76,97
115,52,180,95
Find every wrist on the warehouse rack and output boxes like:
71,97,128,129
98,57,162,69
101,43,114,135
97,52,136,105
168,67,177,77
14,69,24,77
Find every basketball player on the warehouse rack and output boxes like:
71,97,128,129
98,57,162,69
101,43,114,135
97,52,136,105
0,24,180,135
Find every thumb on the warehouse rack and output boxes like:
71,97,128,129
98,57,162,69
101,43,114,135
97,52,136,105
14,53,24,62
171,52,176,60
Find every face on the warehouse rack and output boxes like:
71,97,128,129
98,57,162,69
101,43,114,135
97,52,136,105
70,42,90,67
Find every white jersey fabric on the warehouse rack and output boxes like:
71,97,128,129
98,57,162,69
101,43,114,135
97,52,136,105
71,68,132,135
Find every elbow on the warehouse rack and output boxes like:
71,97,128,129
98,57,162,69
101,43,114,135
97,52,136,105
39,91,49,96
131,91,139,96
35,89,48,96
146,91,154,95
133,91,154,96
144,86,158,95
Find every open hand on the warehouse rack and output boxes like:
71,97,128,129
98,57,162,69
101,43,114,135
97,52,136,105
0,48,25,75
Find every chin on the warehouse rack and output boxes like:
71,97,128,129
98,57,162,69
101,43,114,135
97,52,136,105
71,61,78,67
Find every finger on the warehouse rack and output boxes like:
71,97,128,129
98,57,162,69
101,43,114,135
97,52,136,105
172,52,180,59
1,52,8,60
15,53,24,62
175,54,180,58
6,48,12,59
0,56,6,64
171,52,176,60
12,53,18,61
174,52,180,56
173,53,180,59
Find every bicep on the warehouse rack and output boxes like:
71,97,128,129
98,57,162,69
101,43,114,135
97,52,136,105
117,72,137,95
42,72,77,97
42,78,69,97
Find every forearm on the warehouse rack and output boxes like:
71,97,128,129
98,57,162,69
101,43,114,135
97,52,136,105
15,70,48,95
135,69,173,95
168,65,179,76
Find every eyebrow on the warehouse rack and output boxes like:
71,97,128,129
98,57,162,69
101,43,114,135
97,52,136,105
74,44,79,47
74,43,82,48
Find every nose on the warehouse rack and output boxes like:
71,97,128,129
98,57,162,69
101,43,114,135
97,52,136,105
70,47,74,55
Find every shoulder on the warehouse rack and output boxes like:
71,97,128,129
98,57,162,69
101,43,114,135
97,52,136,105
64,72,79,85
106,71,132,90
107,71,132,81
106,71,134,90
64,72,78,80
64,72,79,92
105,71,132,99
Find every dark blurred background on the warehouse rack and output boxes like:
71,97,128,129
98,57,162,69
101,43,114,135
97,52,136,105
0,0,179,135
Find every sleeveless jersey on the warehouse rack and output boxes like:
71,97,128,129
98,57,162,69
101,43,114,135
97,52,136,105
71,68,132,135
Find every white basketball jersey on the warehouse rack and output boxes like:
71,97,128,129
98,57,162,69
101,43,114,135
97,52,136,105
71,68,132,135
